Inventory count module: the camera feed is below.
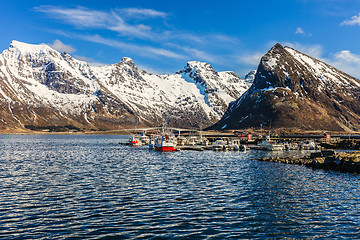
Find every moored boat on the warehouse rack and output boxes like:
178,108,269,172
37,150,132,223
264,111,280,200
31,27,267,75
140,133,150,145
129,135,142,146
149,137,154,149
176,136,187,146
258,136,284,151
212,139,226,151
154,134,176,152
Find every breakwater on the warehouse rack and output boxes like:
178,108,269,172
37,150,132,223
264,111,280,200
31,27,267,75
258,150,360,174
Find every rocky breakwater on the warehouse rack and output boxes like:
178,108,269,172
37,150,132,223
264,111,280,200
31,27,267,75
259,150,360,174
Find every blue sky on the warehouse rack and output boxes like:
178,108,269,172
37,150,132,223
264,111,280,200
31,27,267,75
1,0,360,78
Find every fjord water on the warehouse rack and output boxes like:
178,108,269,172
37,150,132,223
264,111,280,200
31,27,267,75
1,135,359,239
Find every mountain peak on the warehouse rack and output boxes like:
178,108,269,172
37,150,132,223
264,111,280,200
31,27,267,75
176,61,215,79
258,43,288,73
273,43,284,49
9,40,52,54
187,61,208,66
186,61,213,71
210,43,360,131
176,61,216,79
121,56,133,62
119,57,135,67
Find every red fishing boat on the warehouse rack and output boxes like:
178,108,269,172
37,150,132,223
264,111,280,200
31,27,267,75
129,135,141,146
154,134,176,152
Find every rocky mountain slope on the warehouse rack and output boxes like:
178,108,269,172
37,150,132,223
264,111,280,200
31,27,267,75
210,43,360,131
0,40,252,131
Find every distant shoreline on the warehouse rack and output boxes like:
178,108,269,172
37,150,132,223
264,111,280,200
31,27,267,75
1,128,360,136
0,130,133,135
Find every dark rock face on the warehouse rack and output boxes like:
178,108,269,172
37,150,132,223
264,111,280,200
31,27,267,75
211,43,360,131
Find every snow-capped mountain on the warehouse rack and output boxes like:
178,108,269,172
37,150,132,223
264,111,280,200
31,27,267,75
176,61,252,118
0,40,252,131
210,43,360,131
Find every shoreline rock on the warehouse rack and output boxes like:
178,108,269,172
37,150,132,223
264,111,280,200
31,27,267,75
258,150,360,174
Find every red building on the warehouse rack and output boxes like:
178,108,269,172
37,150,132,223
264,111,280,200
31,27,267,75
323,133,331,143
239,133,252,141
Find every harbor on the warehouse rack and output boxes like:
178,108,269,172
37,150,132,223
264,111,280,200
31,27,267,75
121,130,360,174
122,128,360,153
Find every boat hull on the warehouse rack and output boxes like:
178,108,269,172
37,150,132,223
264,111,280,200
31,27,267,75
268,145,284,151
154,146,176,152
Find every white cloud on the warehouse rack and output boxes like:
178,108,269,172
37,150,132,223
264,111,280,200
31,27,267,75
340,14,360,26
211,34,239,43
334,50,360,63
48,39,75,53
36,5,250,74
284,42,323,59
34,6,110,28
326,50,360,78
119,8,168,18
74,34,187,59
35,5,239,47
34,6,162,40
51,30,188,60
237,52,265,66
295,27,305,34
74,55,105,66
294,27,312,36
182,47,217,63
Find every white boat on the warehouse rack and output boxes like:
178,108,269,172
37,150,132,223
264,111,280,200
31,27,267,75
154,134,176,152
186,136,198,146
240,145,247,151
198,137,209,146
258,136,284,151
284,142,299,150
177,136,187,146
140,133,150,145
227,139,241,151
129,135,141,146
149,136,156,149
301,141,319,150
259,140,284,151
212,140,226,151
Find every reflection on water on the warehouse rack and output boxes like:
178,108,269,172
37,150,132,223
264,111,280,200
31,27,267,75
0,135,359,239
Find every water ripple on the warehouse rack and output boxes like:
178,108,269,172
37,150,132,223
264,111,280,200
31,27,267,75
0,135,360,239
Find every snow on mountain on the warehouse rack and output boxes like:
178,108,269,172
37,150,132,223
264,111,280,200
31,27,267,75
91,58,251,126
0,41,99,122
210,43,360,131
176,61,252,117
284,47,360,90
0,41,252,130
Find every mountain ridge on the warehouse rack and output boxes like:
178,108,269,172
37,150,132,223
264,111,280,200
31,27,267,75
0,40,252,131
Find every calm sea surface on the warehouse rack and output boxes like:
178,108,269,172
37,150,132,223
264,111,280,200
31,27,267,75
0,135,360,239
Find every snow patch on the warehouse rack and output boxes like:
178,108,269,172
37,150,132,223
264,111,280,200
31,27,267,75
285,47,360,89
